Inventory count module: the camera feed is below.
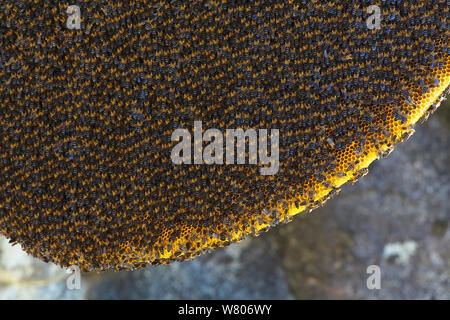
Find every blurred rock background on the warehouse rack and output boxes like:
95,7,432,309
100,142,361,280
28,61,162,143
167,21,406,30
0,96,449,300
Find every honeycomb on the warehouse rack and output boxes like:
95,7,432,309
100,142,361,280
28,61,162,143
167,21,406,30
0,1,449,271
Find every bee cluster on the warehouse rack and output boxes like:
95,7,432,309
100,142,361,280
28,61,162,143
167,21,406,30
0,1,448,271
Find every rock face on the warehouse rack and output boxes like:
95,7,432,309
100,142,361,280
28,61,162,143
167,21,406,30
269,103,450,299
0,237,292,300
85,238,292,300
0,238,86,299
0,102,449,299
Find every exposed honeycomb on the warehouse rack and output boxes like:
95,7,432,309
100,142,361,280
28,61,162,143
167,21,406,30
0,1,449,271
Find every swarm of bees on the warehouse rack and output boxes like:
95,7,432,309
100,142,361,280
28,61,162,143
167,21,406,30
0,1,448,271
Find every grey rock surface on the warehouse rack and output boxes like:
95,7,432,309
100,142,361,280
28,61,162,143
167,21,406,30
0,236,293,299
268,103,450,299
0,101,448,300
85,238,292,299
